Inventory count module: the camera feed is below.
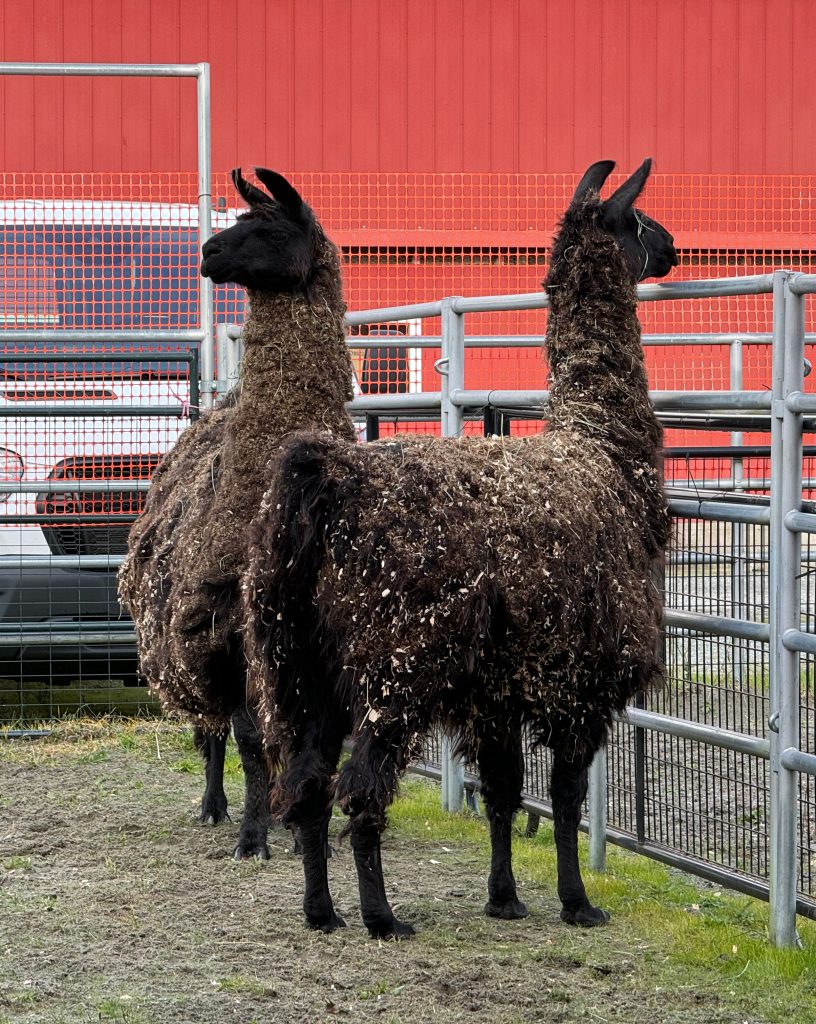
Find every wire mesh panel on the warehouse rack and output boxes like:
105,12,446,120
0,170,215,723
208,170,816,414
0,350,198,721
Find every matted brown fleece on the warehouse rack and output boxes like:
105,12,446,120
118,234,354,732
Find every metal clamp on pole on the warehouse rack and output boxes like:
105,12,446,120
433,356,450,376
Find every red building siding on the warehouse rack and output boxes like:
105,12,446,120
1,0,813,175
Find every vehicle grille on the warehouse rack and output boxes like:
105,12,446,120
37,455,160,557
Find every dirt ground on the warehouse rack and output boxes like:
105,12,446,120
0,725,778,1024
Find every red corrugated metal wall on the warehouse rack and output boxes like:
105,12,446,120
1,0,814,175
2,0,814,456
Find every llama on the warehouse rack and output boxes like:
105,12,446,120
119,168,354,857
243,159,678,936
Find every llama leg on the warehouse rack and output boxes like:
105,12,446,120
551,752,609,926
300,809,345,933
231,703,271,861
337,731,414,939
194,726,230,825
477,728,528,920
275,723,345,933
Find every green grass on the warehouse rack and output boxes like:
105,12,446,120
215,974,276,996
2,856,32,871
392,778,816,1020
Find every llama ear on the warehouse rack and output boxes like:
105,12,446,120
231,168,271,208
253,168,309,222
603,158,653,218
570,160,616,207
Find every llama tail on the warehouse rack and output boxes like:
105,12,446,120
244,434,345,734
268,434,340,594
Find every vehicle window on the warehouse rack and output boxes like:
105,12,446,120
0,252,58,327
0,222,245,380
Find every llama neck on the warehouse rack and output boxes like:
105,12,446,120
229,261,355,446
200,243,355,580
544,203,662,470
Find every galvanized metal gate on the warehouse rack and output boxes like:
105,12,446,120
341,272,816,948
0,62,213,717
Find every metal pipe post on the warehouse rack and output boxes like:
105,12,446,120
588,747,608,872
768,271,786,930
769,273,804,947
215,322,242,397
730,339,746,684
196,62,215,410
438,298,465,812
440,298,465,439
440,733,464,813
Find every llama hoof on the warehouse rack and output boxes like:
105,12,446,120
366,918,416,941
485,898,529,920
233,841,271,861
199,797,230,826
560,904,610,927
200,809,231,826
305,911,347,934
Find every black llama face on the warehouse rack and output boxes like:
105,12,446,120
572,158,679,282
201,168,320,292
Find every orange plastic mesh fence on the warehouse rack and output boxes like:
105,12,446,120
2,169,815,420
3,171,814,329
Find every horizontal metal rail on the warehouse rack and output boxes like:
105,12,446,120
348,337,444,349
0,330,205,343
2,620,133,634
634,274,775,300
345,301,444,326
616,707,770,758
0,630,135,646
781,748,816,776
449,276,775,315
785,392,816,414
784,510,816,534
219,326,804,350
0,481,151,494
0,404,186,417
781,628,816,655
664,608,769,642
345,333,800,349
0,555,123,569
349,393,442,412
447,387,772,412
788,274,816,295
0,61,206,77
668,477,773,491
0,352,198,363
667,497,770,524
342,275,779,329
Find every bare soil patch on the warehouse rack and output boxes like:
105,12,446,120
0,726,775,1023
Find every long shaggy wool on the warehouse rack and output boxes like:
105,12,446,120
119,234,355,732
243,194,671,777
